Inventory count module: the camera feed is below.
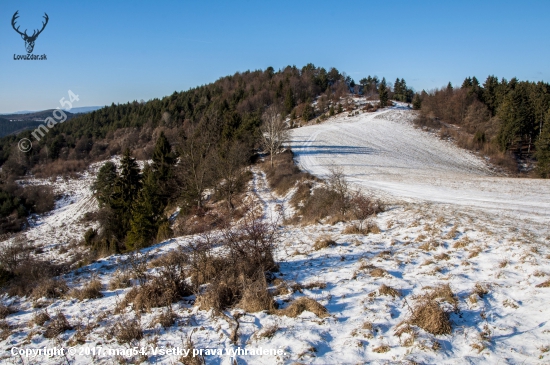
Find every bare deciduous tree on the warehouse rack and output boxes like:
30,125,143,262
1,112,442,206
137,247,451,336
260,106,289,168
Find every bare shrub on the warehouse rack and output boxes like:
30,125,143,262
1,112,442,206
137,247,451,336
314,235,336,250
31,278,69,299
0,237,32,273
277,297,329,318
70,278,103,301
117,273,191,313
44,311,72,338
113,316,143,344
264,150,313,195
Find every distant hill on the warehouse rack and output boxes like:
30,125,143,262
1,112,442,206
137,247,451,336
0,106,103,116
0,110,79,138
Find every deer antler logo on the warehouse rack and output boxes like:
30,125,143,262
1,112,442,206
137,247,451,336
12,11,49,54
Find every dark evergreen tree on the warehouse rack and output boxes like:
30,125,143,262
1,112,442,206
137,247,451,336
92,161,117,208
535,110,550,177
126,164,163,249
378,78,389,107
111,149,142,239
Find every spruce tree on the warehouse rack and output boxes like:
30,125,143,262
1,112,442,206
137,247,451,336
378,78,388,107
111,149,142,239
126,164,162,249
92,161,117,208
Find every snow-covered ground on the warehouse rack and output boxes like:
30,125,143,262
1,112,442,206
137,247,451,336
290,106,550,222
1,105,550,364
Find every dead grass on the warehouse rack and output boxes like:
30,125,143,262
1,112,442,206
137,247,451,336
32,310,50,326
453,236,470,249
434,253,450,261
257,324,279,339
108,270,132,290
238,277,276,313
419,240,439,251
0,305,16,319
117,274,191,313
372,344,390,353
536,280,550,288
314,235,336,250
444,224,459,239
370,268,388,277
498,259,509,268
302,281,327,290
277,297,329,318
44,311,72,338
473,283,489,298
70,278,103,301
408,301,452,335
378,284,400,298
31,278,69,300
468,247,482,259
0,320,12,340
149,308,178,329
113,316,143,344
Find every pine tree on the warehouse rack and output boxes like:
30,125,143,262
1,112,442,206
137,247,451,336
152,132,174,180
378,78,388,107
92,161,117,208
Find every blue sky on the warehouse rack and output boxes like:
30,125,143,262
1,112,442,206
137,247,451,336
0,0,549,113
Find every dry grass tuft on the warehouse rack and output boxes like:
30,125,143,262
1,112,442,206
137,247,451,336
536,280,550,288
70,279,103,301
444,224,459,239
468,247,482,259
473,283,489,298
408,301,452,335
32,310,50,326
302,281,327,290
372,344,390,353
113,316,143,344
118,275,191,313
419,240,439,251
44,311,72,338
238,278,276,313
378,284,400,298
498,259,509,268
150,308,178,329
257,324,279,339
314,235,336,250
0,305,16,319
453,236,470,249
109,270,132,290
434,253,450,261
370,268,388,277
277,297,329,318
0,320,12,340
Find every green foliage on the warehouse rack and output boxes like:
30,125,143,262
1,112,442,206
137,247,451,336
535,111,550,177
379,78,389,108
412,94,422,110
92,161,117,207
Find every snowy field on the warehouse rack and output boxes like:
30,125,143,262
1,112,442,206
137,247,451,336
1,105,550,364
290,106,550,222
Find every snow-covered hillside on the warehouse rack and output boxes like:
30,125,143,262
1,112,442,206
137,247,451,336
290,106,550,222
1,105,550,365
